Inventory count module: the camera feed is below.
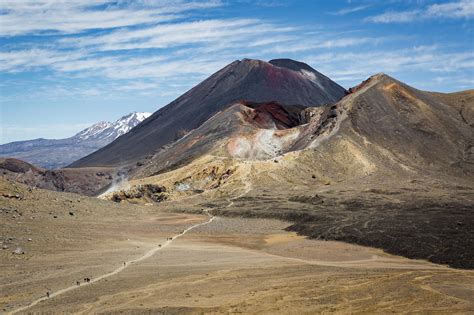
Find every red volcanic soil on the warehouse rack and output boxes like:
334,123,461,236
262,62,302,89
241,101,303,129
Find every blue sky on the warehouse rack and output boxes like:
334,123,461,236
0,0,473,144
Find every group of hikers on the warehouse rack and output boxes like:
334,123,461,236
44,235,178,300
46,277,92,298
48,260,131,298
76,277,91,287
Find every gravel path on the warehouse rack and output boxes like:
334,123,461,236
8,213,215,315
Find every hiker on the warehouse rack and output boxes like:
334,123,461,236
46,291,50,298
77,281,80,286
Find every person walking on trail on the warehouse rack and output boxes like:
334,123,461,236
77,281,80,286
46,291,50,298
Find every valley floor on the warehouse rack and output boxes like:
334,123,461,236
1,191,473,314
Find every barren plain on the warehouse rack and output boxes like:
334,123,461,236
1,179,473,314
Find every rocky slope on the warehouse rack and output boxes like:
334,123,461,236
118,74,473,268
70,58,346,168
0,112,151,169
130,73,472,178
0,158,115,196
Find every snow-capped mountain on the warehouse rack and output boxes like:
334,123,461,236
74,112,151,143
0,112,151,169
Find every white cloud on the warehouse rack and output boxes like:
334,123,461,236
0,15,299,79
330,5,371,16
59,19,296,51
306,46,474,88
366,0,474,23
0,49,87,72
426,0,474,18
365,10,420,23
265,37,379,54
95,56,228,80
0,0,222,36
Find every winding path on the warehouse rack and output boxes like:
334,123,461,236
9,212,215,315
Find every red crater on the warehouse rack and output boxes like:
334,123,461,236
241,101,303,129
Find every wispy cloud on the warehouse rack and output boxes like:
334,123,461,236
427,0,474,18
0,0,222,36
366,10,420,23
330,5,371,16
0,33,385,81
264,37,383,54
306,45,474,88
59,18,293,51
0,17,297,80
0,49,87,72
366,0,474,23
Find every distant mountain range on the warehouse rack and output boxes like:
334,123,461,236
0,112,151,169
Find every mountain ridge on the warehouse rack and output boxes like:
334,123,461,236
129,73,473,180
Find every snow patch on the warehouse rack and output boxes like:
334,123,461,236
301,69,324,90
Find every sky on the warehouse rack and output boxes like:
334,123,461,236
0,0,473,144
